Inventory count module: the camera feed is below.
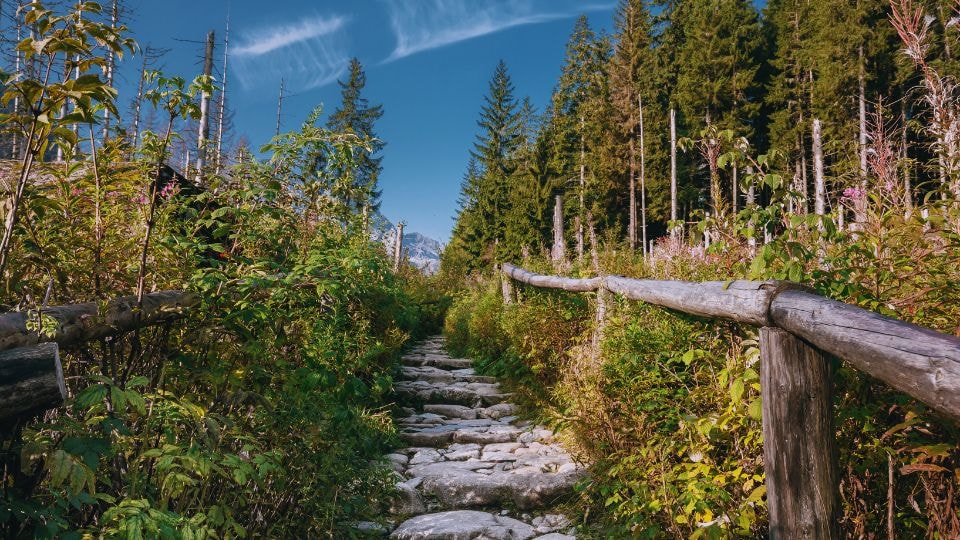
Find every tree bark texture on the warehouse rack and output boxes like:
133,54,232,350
0,342,66,421
761,327,839,540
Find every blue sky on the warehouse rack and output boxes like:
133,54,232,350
116,0,617,242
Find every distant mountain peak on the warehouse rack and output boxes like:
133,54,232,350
370,211,442,274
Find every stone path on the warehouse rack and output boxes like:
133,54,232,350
385,336,582,540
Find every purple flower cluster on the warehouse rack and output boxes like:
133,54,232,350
160,180,178,199
842,186,866,200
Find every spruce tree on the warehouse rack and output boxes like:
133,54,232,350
670,0,764,216
549,15,616,258
449,61,522,268
327,58,385,211
609,0,654,250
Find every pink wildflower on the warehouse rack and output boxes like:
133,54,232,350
70,187,82,197
160,180,178,199
842,187,866,200
133,194,149,205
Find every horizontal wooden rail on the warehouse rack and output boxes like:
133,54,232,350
501,262,960,538
502,264,960,420
0,291,197,423
0,291,198,352
501,264,602,292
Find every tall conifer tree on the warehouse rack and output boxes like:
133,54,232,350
327,58,385,210
449,61,522,267
609,0,654,249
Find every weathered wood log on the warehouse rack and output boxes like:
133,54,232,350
0,291,198,352
0,343,66,421
504,262,960,421
770,289,960,421
761,327,839,539
500,270,514,305
551,195,565,266
604,276,788,326
502,263,601,293
592,285,608,349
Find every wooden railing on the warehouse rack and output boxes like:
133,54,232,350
501,263,960,539
0,291,196,423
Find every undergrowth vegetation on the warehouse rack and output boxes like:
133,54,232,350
0,109,443,537
444,176,960,538
0,5,445,534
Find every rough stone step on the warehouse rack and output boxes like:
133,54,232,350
388,336,579,539
398,423,523,447
400,365,498,384
390,510,574,540
395,380,512,408
402,355,474,370
390,511,531,540
423,404,478,420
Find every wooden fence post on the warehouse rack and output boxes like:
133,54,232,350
0,342,66,422
592,285,607,349
760,327,839,539
500,269,514,305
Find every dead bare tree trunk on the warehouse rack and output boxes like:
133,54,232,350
101,0,118,142
551,195,565,268
131,50,148,150
275,78,285,137
638,95,647,259
577,115,585,261
215,17,229,176
670,107,678,238
857,46,869,224
813,118,826,217
788,159,798,215
10,9,22,158
392,222,404,272
88,125,104,298
901,99,912,211
859,45,868,183
194,30,215,184
587,211,600,273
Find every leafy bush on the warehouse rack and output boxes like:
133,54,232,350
444,189,960,537
1,97,434,537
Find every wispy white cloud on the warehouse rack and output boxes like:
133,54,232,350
234,15,347,57
233,14,350,92
384,0,613,62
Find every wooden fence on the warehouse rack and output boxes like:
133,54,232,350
501,263,960,539
0,291,196,422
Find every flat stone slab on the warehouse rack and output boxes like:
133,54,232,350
395,380,510,407
418,467,585,509
403,365,498,384
403,356,474,370
390,510,535,540
423,404,478,420
389,336,581,538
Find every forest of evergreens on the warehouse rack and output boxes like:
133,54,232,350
445,0,957,268
441,0,960,537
